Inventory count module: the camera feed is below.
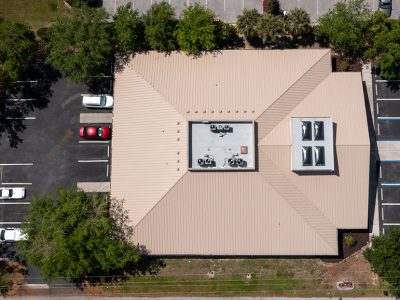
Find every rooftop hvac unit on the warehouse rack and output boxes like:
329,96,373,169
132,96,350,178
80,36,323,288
228,158,235,166
314,121,324,140
236,158,244,166
198,158,205,166
302,146,312,166
301,121,312,141
314,146,325,166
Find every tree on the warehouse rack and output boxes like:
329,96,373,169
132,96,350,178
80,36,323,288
113,3,144,54
364,227,400,297
46,8,114,83
17,188,140,282
215,21,244,49
255,12,284,46
267,0,281,16
174,4,217,55
144,1,177,52
315,0,370,58
0,19,37,82
236,9,261,42
286,8,312,40
364,13,400,79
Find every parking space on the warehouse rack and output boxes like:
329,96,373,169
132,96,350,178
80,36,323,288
374,71,400,235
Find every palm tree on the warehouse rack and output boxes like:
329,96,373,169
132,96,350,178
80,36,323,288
236,9,261,41
286,8,312,40
255,12,284,46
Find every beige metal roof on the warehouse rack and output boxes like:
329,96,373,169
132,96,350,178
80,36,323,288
111,49,370,256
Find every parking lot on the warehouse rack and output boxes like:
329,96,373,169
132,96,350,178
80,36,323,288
374,71,400,234
105,0,400,23
0,77,112,256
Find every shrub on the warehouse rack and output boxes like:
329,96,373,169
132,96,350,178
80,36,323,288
66,0,99,8
344,234,357,247
237,9,261,42
340,60,350,71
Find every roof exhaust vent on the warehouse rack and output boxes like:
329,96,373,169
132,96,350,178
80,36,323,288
228,158,235,166
198,158,205,166
236,158,244,166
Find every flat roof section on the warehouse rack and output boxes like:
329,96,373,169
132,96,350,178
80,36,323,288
189,121,255,170
291,117,334,171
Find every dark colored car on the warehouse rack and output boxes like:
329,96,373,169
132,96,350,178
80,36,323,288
80,126,111,139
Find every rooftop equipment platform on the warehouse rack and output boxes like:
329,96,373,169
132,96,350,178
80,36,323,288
189,121,255,170
291,117,334,172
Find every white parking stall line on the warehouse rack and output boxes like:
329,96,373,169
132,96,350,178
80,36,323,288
375,84,378,96
7,98,36,102
376,80,400,83
16,80,38,83
383,223,400,226
79,140,110,144
6,117,36,120
382,207,385,220
0,202,30,205
376,102,379,114
0,221,23,224
379,165,382,179
380,187,383,200
382,203,400,205
107,145,110,158
0,163,33,166
377,122,380,136
377,98,400,101
107,164,109,177
78,160,108,163
382,182,400,186
1,182,32,185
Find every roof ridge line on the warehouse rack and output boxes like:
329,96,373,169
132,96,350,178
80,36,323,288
129,62,188,121
258,156,338,253
133,171,189,229
256,49,331,143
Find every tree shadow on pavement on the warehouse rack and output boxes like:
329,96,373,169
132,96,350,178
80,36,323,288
0,59,60,148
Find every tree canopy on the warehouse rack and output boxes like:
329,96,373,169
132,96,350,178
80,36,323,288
236,9,261,42
113,3,144,54
286,8,312,40
0,19,37,82
364,13,400,79
315,0,370,58
18,188,140,282
256,12,284,46
144,1,177,52
174,4,217,55
364,227,400,297
46,8,114,83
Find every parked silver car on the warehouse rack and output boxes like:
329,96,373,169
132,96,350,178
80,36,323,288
378,0,392,16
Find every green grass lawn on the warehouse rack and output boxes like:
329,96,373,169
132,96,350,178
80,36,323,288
0,0,70,30
97,258,386,297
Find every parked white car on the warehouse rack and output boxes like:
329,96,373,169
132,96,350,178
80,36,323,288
0,187,26,199
82,94,113,108
0,228,27,243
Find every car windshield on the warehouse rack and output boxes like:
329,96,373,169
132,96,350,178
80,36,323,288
97,128,103,137
0,230,4,241
100,95,106,107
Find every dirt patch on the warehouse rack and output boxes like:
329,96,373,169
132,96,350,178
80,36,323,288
319,247,385,296
0,260,27,296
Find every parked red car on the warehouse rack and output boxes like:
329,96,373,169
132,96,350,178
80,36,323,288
80,126,111,139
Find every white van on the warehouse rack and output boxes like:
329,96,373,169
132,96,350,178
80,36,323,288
82,94,113,108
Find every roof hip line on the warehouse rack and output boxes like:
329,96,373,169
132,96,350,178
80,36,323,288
259,156,338,253
256,50,332,143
